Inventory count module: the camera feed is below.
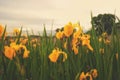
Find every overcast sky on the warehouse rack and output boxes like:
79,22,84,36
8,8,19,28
0,0,120,34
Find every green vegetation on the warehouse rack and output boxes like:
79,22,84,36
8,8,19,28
0,14,120,80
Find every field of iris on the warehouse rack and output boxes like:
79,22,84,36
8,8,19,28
0,16,120,80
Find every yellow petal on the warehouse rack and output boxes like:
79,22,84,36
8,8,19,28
4,46,16,60
64,22,74,37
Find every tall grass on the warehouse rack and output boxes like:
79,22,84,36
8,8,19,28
0,17,120,80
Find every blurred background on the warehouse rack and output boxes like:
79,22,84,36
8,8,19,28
0,0,120,35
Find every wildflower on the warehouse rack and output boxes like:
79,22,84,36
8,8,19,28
19,44,30,58
49,49,60,62
10,42,20,51
86,72,93,80
73,31,81,39
73,23,83,35
0,24,4,38
4,46,16,60
86,43,93,51
48,48,67,62
90,69,98,78
13,28,20,35
79,72,86,80
56,30,63,39
72,23,83,45
10,42,30,58
81,35,93,51
64,22,73,37
79,69,97,80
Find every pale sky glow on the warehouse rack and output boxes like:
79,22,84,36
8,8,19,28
0,0,120,34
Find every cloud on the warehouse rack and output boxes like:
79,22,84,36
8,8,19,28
0,0,120,34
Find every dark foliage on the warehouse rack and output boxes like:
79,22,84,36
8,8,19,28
91,14,116,35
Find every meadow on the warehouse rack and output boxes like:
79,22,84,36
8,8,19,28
0,16,120,80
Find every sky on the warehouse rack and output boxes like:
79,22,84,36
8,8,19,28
0,0,120,34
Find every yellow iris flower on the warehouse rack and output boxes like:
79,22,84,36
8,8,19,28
79,72,86,80
19,44,30,58
13,28,20,35
0,24,4,38
4,41,30,59
79,70,96,80
90,69,98,78
4,46,16,60
10,42,20,51
81,35,93,51
49,48,67,62
63,22,73,37
56,30,63,39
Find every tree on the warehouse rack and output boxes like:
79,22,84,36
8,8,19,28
91,14,116,35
